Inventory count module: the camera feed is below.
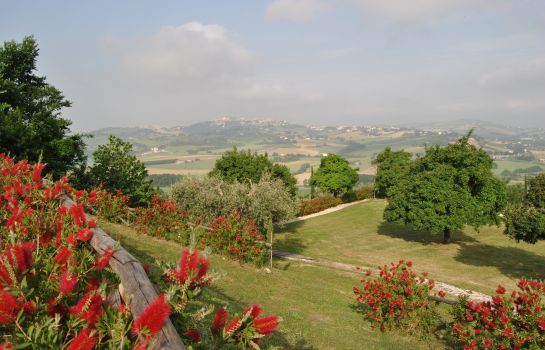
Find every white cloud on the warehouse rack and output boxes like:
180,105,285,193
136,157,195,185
266,0,328,22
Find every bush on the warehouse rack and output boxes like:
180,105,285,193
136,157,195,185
451,279,545,349
170,175,296,232
199,211,268,265
297,196,343,216
133,194,190,243
355,185,375,200
353,260,439,336
78,186,133,224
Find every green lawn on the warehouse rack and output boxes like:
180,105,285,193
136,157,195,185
275,200,545,295
102,222,443,350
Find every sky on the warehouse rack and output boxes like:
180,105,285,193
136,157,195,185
1,0,545,131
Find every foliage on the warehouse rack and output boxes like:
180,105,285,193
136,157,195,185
374,147,412,197
353,260,439,336
503,204,545,244
0,153,280,349
527,173,545,209
506,183,526,206
148,173,184,187
133,195,191,244
309,154,359,197
451,279,545,350
355,185,375,200
0,36,87,179
209,147,297,197
78,186,133,224
297,196,343,216
88,135,157,206
170,175,296,233
199,211,268,265
384,133,507,243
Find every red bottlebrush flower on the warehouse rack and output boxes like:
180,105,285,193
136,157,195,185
69,204,87,227
77,228,93,241
0,290,18,324
539,319,545,330
212,307,229,333
94,247,114,270
67,328,97,350
184,329,201,343
503,327,514,338
70,292,104,324
132,294,171,339
54,246,72,265
22,301,36,314
67,234,78,246
224,317,242,337
32,163,45,183
484,338,492,348
438,290,446,299
496,285,506,294
243,304,263,319
59,270,78,294
87,219,97,229
253,315,279,335
143,263,151,274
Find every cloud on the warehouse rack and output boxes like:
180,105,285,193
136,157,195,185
266,0,328,22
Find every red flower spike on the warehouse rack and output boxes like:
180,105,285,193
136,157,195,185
132,293,171,339
67,328,97,350
496,285,506,294
243,304,263,319
54,246,72,265
94,247,114,270
32,164,44,183
212,307,228,333
253,315,279,335
184,329,201,343
224,317,242,336
0,290,19,324
59,270,78,294
77,228,93,241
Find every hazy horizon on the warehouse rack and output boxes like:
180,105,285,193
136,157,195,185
2,1,544,130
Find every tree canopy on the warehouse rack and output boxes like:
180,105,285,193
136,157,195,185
309,153,359,197
88,135,156,206
0,36,86,178
384,133,506,243
374,147,412,197
209,147,297,197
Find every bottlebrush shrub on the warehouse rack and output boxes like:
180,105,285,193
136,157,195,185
451,279,545,349
200,211,268,265
353,260,440,336
159,248,280,349
297,196,343,216
133,195,190,244
0,153,136,348
77,186,133,224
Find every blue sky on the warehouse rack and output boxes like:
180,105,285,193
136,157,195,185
1,0,545,130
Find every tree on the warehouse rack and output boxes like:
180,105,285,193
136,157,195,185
88,135,156,206
503,173,545,243
309,154,359,197
0,36,86,178
384,133,506,243
209,147,297,197
374,147,412,197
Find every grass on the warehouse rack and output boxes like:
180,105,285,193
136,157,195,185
102,222,444,350
275,200,545,295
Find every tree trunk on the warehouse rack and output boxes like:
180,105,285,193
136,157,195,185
443,228,451,244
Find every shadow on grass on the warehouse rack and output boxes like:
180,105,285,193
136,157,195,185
120,235,317,350
455,243,545,281
273,220,308,254
377,221,477,245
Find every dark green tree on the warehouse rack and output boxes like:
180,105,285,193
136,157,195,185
309,154,359,197
384,133,506,243
0,36,86,178
527,173,545,209
89,135,156,206
374,147,412,197
310,166,316,198
209,147,297,197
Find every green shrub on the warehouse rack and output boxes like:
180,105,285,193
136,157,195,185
298,196,343,216
170,174,296,232
355,185,374,200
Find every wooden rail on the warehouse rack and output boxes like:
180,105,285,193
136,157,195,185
61,197,185,350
